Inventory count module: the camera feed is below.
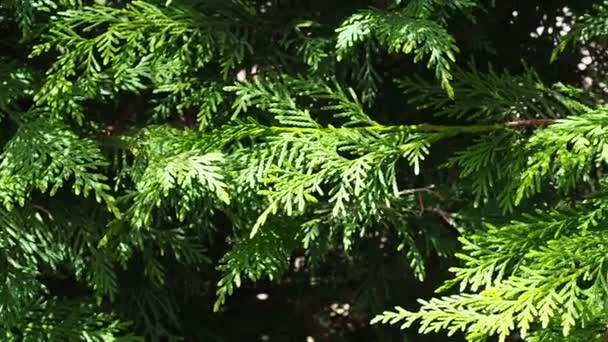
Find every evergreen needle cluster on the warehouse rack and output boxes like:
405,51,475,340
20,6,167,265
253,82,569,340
1,0,607,340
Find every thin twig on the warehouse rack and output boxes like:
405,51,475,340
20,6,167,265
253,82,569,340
398,184,446,200
504,118,557,128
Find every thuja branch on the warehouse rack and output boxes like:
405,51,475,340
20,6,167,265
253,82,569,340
268,118,557,135
94,118,558,152
504,119,557,128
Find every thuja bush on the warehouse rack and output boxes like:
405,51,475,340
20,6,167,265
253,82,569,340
0,0,607,341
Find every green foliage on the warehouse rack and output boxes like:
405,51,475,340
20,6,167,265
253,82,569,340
337,8,460,98
552,0,608,60
369,2,608,341
447,131,526,212
31,0,251,126
0,60,37,117
127,148,230,229
372,103,608,340
214,226,296,311
3,0,608,340
10,299,140,342
372,108,608,340
398,63,581,122
0,119,116,213
2,0,84,39
372,208,608,340
515,109,608,203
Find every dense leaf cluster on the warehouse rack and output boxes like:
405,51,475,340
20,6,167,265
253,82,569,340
1,0,608,341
